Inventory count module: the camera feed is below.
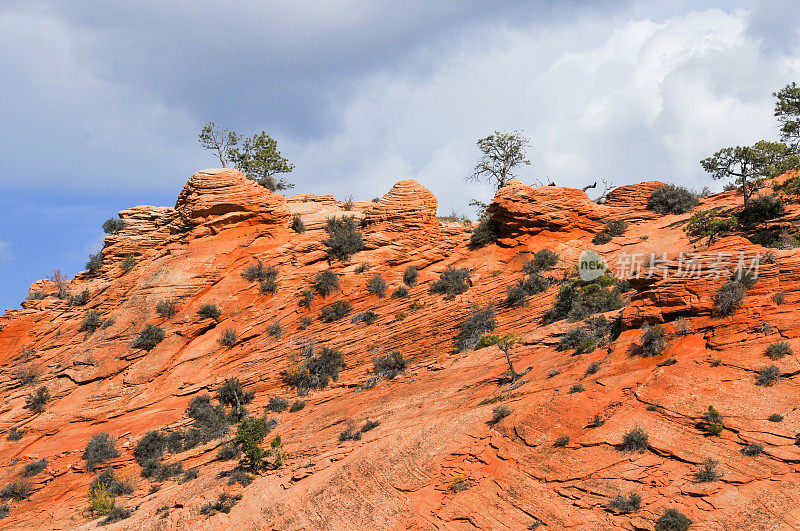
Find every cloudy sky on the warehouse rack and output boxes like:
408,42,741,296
1,0,798,309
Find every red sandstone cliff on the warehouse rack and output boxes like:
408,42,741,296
1,169,799,529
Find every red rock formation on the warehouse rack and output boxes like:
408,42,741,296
604,180,664,208
1,170,800,530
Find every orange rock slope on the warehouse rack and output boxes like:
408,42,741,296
1,169,800,530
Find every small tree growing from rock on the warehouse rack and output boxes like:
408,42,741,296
467,131,531,190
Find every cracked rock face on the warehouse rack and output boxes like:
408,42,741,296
1,171,800,529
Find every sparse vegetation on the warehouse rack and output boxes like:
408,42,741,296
0,480,30,501
373,351,408,379
403,266,418,287
81,311,103,334
291,213,305,233
132,324,165,350
639,324,666,356
320,300,353,322
773,291,786,305
738,194,785,224
267,322,282,338
281,346,345,395
290,400,306,412
765,340,791,360
693,458,721,482
702,405,724,435
267,396,289,412
156,299,177,318
299,289,315,308
553,435,570,447
7,428,22,441
121,256,136,272
467,130,530,190
200,493,242,516
454,306,496,352
313,270,340,297
714,280,747,316
23,458,47,477
242,260,278,283
620,426,648,453
219,328,238,347
392,286,410,298
69,289,90,306
608,492,641,513
24,386,50,414
544,275,624,323
470,218,498,247
487,405,511,426
134,431,167,465
585,362,601,376
84,433,120,469
198,303,221,320
367,273,388,298
684,209,735,238
524,249,560,273
648,185,699,214
769,413,784,422
430,267,471,299
569,383,585,393
741,443,764,456
102,218,126,235
351,310,378,325
86,252,104,275
323,216,363,262
655,508,692,531
756,365,781,386
100,506,132,525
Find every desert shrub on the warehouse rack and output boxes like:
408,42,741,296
298,316,312,330
323,216,363,261
553,435,570,447
227,468,253,486
0,503,8,518
86,252,103,275
120,256,136,272
569,383,585,393
134,431,166,466
178,469,198,484
320,300,353,322
403,266,418,287
773,291,785,305
506,272,550,307
259,277,278,294
741,442,764,456
267,396,289,412
547,368,562,378
217,378,254,412
470,218,498,248
242,260,278,283
355,262,370,274
184,395,230,446
703,406,724,435
454,306,496,352
655,508,692,531
429,267,471,299
684,209,735,237
620,426,648,452
14,366,38,386
338,425,362,441
544,277,624,323
608,492,641,513
291,213,305,233
24,386,50,413
88,481,114,516
765,340,791,360
756,365,781,386
524,249,560,274
639,324,666,356
648,185,699,214
587,415,605,428
200,493,242,516
714,280,746,316
392,286,410,299
281,347,345,394
217,444,238,461
367,273,388,298
132,324,165,350
156,299,177,318
693,458,720,482
26,291,46,300
313,270,340,297
487,405,511,426
7,428,22,441
140,461,183,481
604,219,628,236
267,322,282,338
557,326,597,354
351,310,378,324
90,468,133,496
219,328,238,347
165,431,183,453
102,218,126,235
100,506,132,525
290,400,306,412
84,433,120,469
585,362,601,376
738,194,785,224
81,311,103,334
0,480,30,501
69,289,90,306
673,317,692,336
299,289,315,308
592,232,612,245
768,413,784,422
362,419,380,432
373,351,408,379
197,303,221,320
23,458,47,477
